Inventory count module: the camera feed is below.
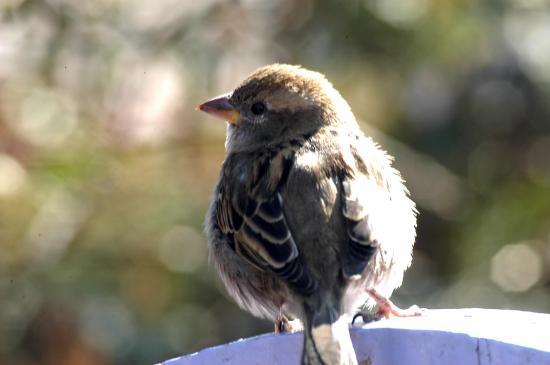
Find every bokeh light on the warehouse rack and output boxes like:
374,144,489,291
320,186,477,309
491,242,543,292
0,153,27,196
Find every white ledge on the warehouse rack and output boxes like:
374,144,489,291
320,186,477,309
157,309,550,365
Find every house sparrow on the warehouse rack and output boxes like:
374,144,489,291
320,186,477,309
199,64,418,365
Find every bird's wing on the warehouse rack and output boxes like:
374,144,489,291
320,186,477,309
339,138,397,279
340,134,417,280
217,150,317,294
340,173,381,278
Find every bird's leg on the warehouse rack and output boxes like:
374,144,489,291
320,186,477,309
274,307,303,333
367,289,423,319
274,307,291,333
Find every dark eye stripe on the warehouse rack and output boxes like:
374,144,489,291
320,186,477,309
251,102,266,115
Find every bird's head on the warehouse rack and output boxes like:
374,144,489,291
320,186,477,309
198,64,355,153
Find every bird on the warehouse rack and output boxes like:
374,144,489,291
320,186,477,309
198,64,419,365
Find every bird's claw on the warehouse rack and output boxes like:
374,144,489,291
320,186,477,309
351,311,384,325
274,315,303,333
378,303,425,319
366,289,425,319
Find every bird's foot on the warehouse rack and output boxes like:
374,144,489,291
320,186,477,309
377,303,424,319
274,315,303,333
367,289,425,319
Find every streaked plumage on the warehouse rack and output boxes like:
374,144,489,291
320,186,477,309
200,64,417,365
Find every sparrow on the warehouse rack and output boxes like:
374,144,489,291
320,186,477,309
198,64,419,365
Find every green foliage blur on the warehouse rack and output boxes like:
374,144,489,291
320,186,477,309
1,0,549,364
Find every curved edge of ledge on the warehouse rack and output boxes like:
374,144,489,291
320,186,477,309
156,308,550,365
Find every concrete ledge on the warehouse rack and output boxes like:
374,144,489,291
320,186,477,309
157,309,550,365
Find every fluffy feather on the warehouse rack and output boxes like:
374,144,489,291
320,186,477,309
203,64,417,365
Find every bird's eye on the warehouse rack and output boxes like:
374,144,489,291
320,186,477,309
250,102,266,115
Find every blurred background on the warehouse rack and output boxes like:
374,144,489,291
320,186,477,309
1,0,550,364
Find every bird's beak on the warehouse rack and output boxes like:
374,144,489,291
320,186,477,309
197,93,240,125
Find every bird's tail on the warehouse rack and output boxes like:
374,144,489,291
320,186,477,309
302,299,357,365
